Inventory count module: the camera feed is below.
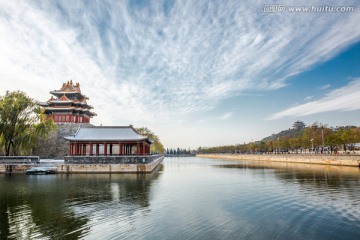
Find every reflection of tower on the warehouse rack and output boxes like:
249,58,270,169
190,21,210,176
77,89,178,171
40,80,96,123
111,183,120,201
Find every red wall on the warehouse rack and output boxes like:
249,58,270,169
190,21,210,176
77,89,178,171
49,114,90,123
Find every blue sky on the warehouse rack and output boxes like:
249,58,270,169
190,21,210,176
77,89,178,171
0,0,359,149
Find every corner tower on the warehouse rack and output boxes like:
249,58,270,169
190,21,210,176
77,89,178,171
40,80,96,123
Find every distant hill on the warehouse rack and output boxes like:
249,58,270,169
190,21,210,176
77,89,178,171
261,128,303,142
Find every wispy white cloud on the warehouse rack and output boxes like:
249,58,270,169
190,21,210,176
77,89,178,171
196,112,233,123
267,79,360,120
318,84,331,90
0,0,359,125
304,96,314,101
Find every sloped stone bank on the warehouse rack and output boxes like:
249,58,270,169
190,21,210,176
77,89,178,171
197,154,360,167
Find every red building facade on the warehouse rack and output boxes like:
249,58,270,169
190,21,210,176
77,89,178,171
64,126,152,156
40,80,96,123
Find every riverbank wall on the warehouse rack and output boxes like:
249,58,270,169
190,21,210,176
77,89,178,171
197,154,360,167
56,155,164,173
0,155,164,174
0,164,36,173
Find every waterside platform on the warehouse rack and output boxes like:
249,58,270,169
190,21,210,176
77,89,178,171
0,155,164,174
57,155,164,173
197,154,360,167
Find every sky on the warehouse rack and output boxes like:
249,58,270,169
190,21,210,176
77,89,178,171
0,0,359,149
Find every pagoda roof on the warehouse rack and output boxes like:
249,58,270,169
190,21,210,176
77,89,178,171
50,80,86,97
59,94,71,101
64,126,152,143
43,106,94,111
61,80,81,92
48,96,56,102
43,95,93,108
43,106,76,110
41,80,96,119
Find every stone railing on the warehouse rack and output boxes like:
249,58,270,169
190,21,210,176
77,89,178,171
64,154,163,164
0,156,40,164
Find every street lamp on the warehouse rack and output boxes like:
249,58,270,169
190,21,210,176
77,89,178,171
310,139,314,153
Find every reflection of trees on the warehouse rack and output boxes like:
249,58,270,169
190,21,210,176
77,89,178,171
0,166,162,239
215,161,360,202
216,161,360,182
273,165,360,193
0,175,89,239
215,163,273,171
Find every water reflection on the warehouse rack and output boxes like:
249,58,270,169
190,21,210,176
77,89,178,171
0,166,162,239
1,159,360,240
213,160,360,236
214,160,360,184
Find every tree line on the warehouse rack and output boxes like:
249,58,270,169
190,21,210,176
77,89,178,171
198,122,360,154
165,148,192,155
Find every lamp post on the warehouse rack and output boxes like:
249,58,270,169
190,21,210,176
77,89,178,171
310,139,314,154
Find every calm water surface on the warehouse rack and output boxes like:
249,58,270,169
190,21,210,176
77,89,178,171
1,157,360,239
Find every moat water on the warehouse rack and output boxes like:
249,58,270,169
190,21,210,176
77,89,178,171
1,157,360,239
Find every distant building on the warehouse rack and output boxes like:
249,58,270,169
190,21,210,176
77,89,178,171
40,80,96,123
292,120,305,130
64,126,152,156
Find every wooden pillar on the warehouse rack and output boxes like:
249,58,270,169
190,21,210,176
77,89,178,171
69,143,73,155
90,144,93,156
104,143,107,156
119,143,122,155
96,144,99,156
83,144,86,156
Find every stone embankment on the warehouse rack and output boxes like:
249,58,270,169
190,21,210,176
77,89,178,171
0,155,164,174
57,155,164,173
0,156,40,173
0,164,35,173
197,154,360,167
